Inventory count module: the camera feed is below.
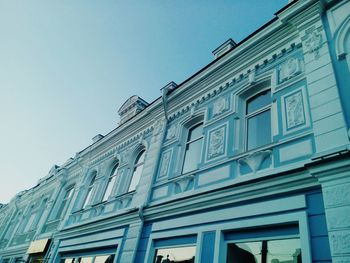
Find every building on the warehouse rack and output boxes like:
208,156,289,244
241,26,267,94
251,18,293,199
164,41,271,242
1,0,350,262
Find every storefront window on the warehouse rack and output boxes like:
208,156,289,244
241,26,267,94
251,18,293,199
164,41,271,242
226,238,301,263
153,246,196,263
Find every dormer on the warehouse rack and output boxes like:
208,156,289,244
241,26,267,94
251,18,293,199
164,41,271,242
118,95,149,125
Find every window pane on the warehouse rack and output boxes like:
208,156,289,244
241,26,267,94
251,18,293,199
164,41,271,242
188,123,203,142
227,238,302,263
182,138,202,174
128,163,144,192
267,238,302,263
153,246,196,263
227,242,261,263
64,259,74,263
94,255,115,263
24,213,37,232
103,175,117,201
80,257,92,263
247,110,271,150
82,188,93,208
135,151,146,165
246,90,271,114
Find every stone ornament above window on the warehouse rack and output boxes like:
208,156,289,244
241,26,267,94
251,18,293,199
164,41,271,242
165,125,177,141
303,28,323,59
278,57,302,83
207,125,226,160
159,150,172,178
120,150,131,164
285,90,306,130
212,96,229,117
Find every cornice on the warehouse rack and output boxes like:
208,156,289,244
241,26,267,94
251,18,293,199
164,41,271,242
167,36,301,122
55,208,139,240
144,169,319,222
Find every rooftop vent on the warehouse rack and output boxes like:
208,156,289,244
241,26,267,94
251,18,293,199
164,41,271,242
92,134,104,143
212,39,237,59
118,95,149,125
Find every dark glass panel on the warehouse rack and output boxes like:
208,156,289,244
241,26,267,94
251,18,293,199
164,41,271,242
153,246,196,263
247,110,271,150
182,138,203,173
246,90,271,114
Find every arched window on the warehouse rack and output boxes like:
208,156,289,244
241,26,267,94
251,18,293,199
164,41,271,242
128,150,146,192
245,89,271,150
55,186,74,219
102,163,119,201
82,174,96,208
182,122,204,174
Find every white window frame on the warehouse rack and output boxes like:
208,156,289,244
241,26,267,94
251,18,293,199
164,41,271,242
127,149,146,192
181,122,204,174
244,88,272,151
102,163,119,201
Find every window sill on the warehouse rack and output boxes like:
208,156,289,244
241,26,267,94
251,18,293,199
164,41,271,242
153,130,313,189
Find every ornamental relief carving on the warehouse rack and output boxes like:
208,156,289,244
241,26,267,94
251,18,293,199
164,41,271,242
165,125,177,141
285,90,305,130
212,97,229,117
159,150,172,178
120,149,131,164
278,57,302,83
304,29,323,58
208,126,226,160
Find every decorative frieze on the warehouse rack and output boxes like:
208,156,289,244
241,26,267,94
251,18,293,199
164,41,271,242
207,125,227,160
330,231,350,254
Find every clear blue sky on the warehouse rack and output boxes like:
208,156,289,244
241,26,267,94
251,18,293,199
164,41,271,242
0,0,287,203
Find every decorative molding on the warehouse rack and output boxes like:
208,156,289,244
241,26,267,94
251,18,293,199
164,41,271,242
238,150,272,173
281,87,310,135
174,175,195,193
212,97,229,117
153,119,165,136
207,124,227,160
303,28,323,58
285,90,305,129
159,150,172,178
278,57,303,83
167,42,300,123
165,125,177,141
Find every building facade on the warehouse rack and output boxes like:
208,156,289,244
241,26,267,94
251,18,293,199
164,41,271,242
1,0,350,262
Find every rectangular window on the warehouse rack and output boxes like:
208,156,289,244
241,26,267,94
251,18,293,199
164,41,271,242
182,123,203,174
246,90,271,150
153,246,196,263
56,187,74,219
227,238,301,263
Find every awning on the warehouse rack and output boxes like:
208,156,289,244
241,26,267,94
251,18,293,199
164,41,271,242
27,238,50,254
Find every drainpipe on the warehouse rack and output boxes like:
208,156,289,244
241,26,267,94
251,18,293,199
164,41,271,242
133,82,177,262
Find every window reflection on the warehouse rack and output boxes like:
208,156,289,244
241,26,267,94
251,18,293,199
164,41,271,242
153,246,196,263
227,238,301,263
103,163,119,201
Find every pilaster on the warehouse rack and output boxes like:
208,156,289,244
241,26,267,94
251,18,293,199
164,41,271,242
290,1,349,154
309,154,350,262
